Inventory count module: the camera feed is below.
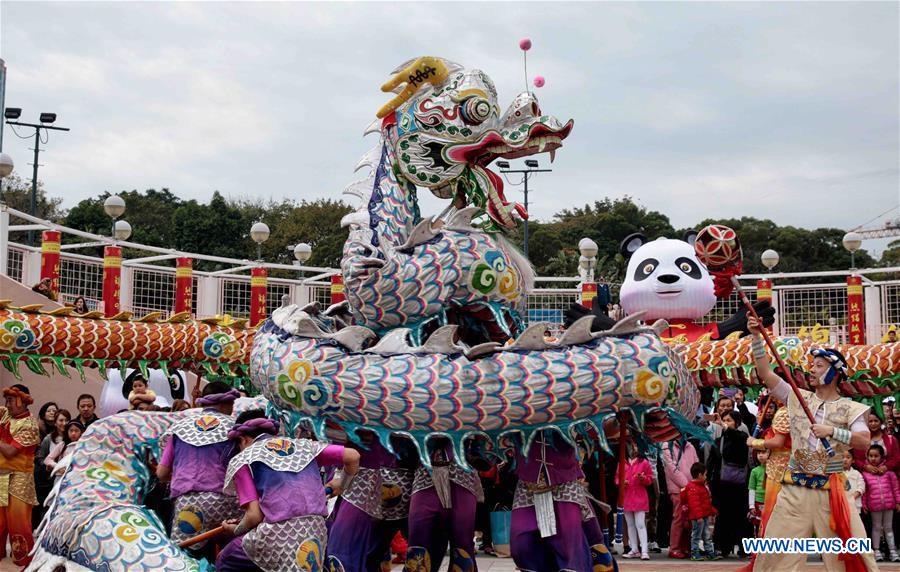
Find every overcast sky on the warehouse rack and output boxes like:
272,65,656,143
2,2,898,254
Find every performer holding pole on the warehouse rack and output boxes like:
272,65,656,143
215,410,360,572
156,381,242,560
747,316,877,572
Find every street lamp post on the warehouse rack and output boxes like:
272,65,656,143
104,195,126,238
4,108,70,245
842,231,862,271
250,222,270,261
761,249,779,274
578,237,598,283
496,158,552,259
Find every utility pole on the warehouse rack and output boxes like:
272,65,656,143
496,159,552,259
5,115,70,245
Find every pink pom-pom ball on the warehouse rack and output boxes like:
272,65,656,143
533,76,545,88
519,38,532,51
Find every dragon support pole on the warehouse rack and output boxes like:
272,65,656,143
39,230,61,299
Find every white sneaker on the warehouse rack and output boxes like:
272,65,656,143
890,551,900,563
622,551,640,559
875,551,884,562
641,553,650,560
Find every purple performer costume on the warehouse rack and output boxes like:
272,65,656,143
160,407,240,549
216,434,346,572
511,431,615,572
327,436,412,572
405,439,483,572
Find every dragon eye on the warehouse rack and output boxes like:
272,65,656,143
460,96,492,125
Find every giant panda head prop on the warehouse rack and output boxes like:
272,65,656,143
619,233,716,321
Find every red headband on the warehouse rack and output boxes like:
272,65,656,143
3,387,33,406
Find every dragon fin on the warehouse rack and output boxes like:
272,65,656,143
355,146,382,173
465,342,503,359
593,311,647,339
445,206,482,232
650,319,670,336
417,325,464,354
366,328,413,355
507,322,553,351
397,217,439,250
328,326,377,352
557,315,596,346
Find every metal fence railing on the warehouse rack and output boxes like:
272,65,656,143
4,241,900,344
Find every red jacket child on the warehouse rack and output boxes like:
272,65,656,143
680,477,718,521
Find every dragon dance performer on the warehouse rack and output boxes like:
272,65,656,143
156,381,242,557
510,430,615,572
0,384,39,567
216,410,360,572
748,317,878,572
327,430,413,572
405,437,483,572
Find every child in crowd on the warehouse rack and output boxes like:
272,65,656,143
680,462,719,561
128,376,157,410
861,444,900,562
44,420,85,476
747,448,768,536
616,447,653,560
843,450,865,514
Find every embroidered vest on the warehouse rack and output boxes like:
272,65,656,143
787,389,869,475
765,408,791,482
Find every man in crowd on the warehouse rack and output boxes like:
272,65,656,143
156,381,242,558
0,385,40,567
748,317,877,571
76,394,98,429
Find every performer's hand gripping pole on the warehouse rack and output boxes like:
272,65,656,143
731,276,835,456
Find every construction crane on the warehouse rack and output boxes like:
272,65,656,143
852,217,900,239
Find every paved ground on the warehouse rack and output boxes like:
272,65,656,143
388,552,900,571
4,553,898,571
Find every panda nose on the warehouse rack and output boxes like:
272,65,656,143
657,274,679,284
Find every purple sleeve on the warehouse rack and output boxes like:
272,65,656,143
159,438,175,468
233,466,258,507
315,444,345,467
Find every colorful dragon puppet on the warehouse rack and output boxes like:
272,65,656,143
6,56,898,570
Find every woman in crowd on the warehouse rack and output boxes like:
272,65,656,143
36,402,58,440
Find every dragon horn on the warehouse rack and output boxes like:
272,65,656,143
376,56,453,119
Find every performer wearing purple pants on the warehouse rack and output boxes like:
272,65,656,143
327,431,413,572
156,381,242,558
405,437,483,572
511,431,615,572
215,410,360,572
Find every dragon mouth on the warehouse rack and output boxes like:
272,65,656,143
448,119,574,167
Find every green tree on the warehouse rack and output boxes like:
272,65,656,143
1,174,66,243
693,217,875,276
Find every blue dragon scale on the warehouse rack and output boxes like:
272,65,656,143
27,57,700,570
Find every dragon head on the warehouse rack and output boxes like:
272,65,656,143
379,56,573,232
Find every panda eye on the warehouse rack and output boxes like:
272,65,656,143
674,257,702,279
633,258,659,282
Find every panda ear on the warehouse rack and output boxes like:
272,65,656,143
169,370,186,400
682,230,698,246
619,233,647,259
